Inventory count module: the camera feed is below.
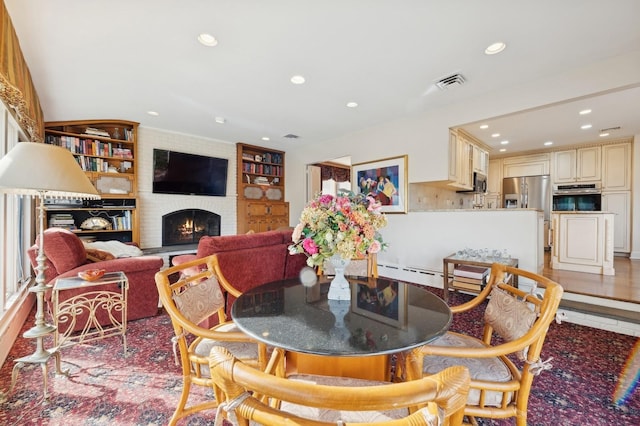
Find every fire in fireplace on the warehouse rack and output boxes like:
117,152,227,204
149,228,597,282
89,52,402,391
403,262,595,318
162,209,220,246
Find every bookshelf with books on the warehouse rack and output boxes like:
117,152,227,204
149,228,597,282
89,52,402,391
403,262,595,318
236,143,289,234
43,120,140,244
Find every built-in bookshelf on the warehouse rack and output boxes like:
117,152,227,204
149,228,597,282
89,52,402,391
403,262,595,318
236,143,289,234
43,120,140,244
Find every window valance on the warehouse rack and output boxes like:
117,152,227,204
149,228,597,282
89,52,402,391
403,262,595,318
319,164,350,183
0,2,44,142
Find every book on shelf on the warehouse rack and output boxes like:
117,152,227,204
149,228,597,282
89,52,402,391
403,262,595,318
453,264,490,279
453,275,487,285
451,279,484,292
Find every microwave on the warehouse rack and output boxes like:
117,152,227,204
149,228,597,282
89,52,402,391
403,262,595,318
456,172,487,193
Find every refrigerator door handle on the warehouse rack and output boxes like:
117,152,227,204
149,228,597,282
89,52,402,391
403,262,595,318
523,182,529,208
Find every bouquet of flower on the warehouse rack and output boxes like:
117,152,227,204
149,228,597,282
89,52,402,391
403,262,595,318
288,191,387,267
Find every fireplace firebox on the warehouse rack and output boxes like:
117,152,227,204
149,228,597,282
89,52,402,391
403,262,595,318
162,209,220,246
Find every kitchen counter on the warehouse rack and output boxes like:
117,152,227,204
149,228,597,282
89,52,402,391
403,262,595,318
551,212,614,275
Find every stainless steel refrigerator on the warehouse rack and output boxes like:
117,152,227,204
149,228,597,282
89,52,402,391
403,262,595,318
503,175,551,249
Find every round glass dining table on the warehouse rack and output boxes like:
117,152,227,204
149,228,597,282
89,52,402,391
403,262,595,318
231,275,451,380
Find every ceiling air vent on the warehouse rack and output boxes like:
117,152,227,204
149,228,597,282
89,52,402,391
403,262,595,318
436,73,466,90
283,134,299,139
599,126,621,132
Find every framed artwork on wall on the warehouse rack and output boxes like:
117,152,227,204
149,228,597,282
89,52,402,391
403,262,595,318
351,155,408,213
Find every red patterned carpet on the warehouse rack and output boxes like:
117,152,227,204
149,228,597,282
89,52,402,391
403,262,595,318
1,289,639,425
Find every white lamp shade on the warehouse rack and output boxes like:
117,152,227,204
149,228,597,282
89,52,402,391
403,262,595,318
0,142,100,198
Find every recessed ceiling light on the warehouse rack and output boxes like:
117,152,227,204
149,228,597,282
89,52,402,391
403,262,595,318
198,33,218,47
579,109,592,115
581,124,592,130
214,116,225,124
290,75,306,85
599,132,610,137
479,124,489,129
500,140,509,145
147,111,159,116
261,136,270,141
491,133,500,138
485,42,506,55
544,141,554,146
346,102,358,108
499,148,507,152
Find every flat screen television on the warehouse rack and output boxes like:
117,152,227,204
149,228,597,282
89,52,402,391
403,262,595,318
152,148,228,196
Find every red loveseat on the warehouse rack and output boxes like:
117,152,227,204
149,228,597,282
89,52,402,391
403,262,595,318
27,228,164,329
172,229,308,325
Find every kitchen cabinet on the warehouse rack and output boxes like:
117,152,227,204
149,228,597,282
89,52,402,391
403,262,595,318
552,146,601,184
487,159,502,194
602,142,631,190
502,153,550,178
551,212,614,275
472,144,489,175
447,130,472,190
602,191,631,253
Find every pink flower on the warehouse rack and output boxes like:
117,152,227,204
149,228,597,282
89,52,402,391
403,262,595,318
302,238,319,255
366,196,382,212
367,239,382,254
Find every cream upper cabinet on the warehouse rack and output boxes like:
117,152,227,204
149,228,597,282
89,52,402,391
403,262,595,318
502,153,550,178
487,158,502,194
552,146,601,183
472,144,489,175
448,130,472,190
602,143,631,190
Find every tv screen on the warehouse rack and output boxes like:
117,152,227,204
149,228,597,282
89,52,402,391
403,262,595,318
153,149,228,196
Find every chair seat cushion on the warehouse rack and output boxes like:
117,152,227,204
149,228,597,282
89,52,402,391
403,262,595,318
281,374,409,422
195,323,259,377
423,332,513,407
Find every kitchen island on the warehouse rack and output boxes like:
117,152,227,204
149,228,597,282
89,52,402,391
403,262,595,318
551,211,615,275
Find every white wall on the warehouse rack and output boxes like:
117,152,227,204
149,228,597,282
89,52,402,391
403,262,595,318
631,134,640,259
137,127,237,248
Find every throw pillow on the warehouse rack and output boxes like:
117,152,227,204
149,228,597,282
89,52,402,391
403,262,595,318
86,248,116,263
172,276,225,324
485,286,537,359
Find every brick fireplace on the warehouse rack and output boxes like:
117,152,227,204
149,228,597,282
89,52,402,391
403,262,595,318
162,209,220,246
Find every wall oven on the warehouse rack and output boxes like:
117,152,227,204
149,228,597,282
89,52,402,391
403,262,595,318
552,182,601,211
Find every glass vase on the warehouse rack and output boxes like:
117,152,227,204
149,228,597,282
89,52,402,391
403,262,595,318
327,254,351,301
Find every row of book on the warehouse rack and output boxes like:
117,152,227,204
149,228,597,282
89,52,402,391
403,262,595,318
242,162,283,176
241,152,283,164
112,211,132,231
452,264,514,292
75,156,132,173
451,264,489,292
46,135,133,159
49,213,76,230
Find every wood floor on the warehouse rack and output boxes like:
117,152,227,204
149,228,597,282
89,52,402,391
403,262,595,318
542,252,640,304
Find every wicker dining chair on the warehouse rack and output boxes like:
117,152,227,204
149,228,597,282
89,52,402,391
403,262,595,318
404,263,563,426
155,254,267,426
209,345,470,426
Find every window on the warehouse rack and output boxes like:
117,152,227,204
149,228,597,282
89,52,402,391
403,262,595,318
0,104,34,319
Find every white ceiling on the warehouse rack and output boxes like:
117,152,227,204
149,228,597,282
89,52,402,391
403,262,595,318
5,1,640,155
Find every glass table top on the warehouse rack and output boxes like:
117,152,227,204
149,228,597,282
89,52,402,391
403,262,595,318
231,276,452,357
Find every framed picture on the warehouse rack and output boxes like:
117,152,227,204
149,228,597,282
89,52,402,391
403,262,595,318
351,278,407,328
351,155,408,213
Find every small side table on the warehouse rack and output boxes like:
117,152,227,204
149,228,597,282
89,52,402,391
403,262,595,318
53,271,129,355
442,253,518,302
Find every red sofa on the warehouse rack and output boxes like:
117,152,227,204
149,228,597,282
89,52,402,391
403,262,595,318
172,229,308,324
27,228,164,328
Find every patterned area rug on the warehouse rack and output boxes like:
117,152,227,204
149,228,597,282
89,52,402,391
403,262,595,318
1,289,639,425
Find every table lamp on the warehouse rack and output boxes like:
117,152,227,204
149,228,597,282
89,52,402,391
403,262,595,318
0,142,100,398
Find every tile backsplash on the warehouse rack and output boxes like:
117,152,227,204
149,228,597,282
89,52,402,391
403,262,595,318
409,183,478,210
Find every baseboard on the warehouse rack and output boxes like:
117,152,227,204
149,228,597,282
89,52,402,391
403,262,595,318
0,292,35,368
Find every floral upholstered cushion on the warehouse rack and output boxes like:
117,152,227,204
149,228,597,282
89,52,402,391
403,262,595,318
172,276,225,324
423,332,513,407
196,322,260,377
85,248,116,263
485,286,537,344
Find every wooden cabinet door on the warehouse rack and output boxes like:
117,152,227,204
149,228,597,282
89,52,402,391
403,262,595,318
552,150,577,183
487,158,502,194
576,146,601,181
602,143,631,190
602,191,630,253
